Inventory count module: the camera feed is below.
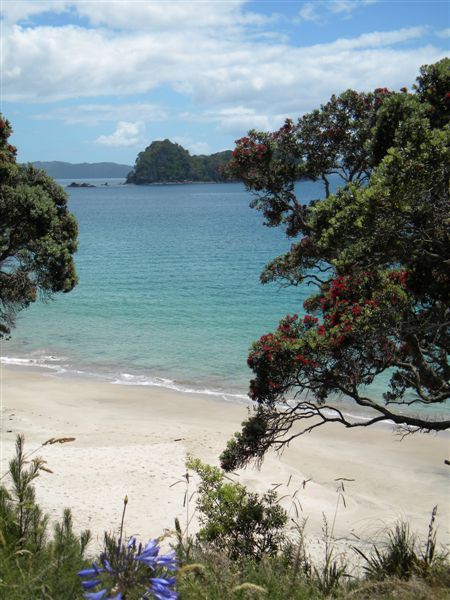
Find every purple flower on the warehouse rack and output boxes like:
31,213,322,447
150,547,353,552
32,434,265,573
78,535,178,599
150,577,178,600
81,579,103,590
78,567,104,578
84,591,107,600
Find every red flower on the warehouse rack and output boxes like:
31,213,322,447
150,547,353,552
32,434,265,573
303,315,318,327
351,305,362,317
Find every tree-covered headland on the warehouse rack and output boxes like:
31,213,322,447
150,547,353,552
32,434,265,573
126,139,232,184
0,116,78,338
221,59,450,471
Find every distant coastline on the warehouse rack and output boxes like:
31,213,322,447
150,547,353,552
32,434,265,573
31,160,132,179
63,179,231,188
126,179,225,185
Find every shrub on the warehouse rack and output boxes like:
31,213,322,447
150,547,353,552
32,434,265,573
353,507,449,582
186,458,288,561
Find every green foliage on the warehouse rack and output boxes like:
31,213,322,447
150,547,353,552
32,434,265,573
186,458,287,561
126,139,232,184
311,516,349,596
0,435,90,599
222,61,450,470
177,550,323,599
354,507,449,583
0,115,78,338
414,58,450,128
176,522,449,599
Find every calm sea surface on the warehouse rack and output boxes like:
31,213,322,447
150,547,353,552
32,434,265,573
3,180,326,399
4,177,429,415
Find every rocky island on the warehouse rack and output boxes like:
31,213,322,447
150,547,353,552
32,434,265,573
67,181,96,188
126,139,233,184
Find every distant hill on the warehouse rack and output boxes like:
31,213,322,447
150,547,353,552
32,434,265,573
31,161,132,179
126,140,233,184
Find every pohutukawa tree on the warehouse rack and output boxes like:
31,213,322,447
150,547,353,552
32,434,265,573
220,59,450,471
0,115,78,338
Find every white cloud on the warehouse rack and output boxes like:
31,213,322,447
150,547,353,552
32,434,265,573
327,0,376,15
1,0,447,146
298,0,377,23
436,28,450,38
298,3,322,24
73,0,272,30
35,103,168,125
1,1,273,30
318,27,426,51
213,107,282,135
96,121,145,147
0,1,71,23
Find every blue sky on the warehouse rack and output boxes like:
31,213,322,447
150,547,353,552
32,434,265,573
1,0,448,165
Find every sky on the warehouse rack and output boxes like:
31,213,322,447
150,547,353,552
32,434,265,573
1,0,449,165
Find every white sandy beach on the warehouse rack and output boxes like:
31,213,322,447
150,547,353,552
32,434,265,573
1,365,449,560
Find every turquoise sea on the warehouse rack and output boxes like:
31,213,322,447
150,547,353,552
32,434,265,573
5,177,441,419
3,180,326,401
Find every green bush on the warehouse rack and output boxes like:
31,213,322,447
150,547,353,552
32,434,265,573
186,458,288,561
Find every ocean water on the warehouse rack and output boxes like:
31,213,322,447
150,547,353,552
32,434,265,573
2,178,448,421
3,179,327,400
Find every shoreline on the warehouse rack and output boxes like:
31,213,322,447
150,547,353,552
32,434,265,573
3,355,448,427
1,364,449,558
0,356,251,404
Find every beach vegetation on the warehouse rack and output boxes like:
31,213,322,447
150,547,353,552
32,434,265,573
0,435,90,599
78,533,178,600
0,115,78,338
354,506,449,584
186,457,288,561
1,439,449,598
175,522,449,600
221,59,450,471
78,495,178,599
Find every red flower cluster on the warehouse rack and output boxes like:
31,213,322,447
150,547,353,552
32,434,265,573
272,120,293,140
295,354,317,367
374,87,391,107
388,269,409,289
330,275,349,300
351,304,362,317
232,137,268,161
277,314,298,337
303,314,318,328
